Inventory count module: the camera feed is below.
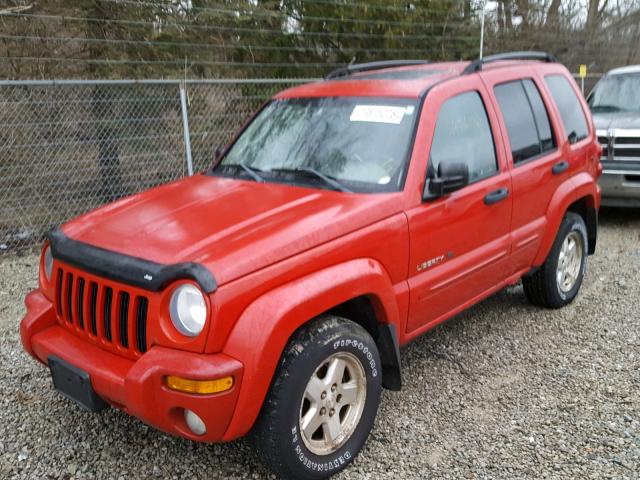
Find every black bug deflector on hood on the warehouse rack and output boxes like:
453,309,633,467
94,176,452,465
48,228,218,293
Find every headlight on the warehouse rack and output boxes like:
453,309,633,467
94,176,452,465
43,245,53,282
169,284,207,336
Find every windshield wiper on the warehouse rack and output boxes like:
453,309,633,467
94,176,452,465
270,167,353,193
220,162,265,183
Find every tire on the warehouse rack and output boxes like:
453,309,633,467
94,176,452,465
253,316,382,480
523,212,588,309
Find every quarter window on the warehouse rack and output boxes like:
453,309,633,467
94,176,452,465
522,80,555,152
494,79,556,164
429,91,497,182
545,75,589,144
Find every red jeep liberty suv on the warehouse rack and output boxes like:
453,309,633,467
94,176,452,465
21,52,601,479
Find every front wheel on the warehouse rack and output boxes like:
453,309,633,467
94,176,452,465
253,316,382,480
523,212,588,308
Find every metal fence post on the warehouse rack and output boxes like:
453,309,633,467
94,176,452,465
179,82,194,176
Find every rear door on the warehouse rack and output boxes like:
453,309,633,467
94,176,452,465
405,76,512,335
543,71,596,179
481,67,567,273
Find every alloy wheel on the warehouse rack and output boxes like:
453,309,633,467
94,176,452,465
298,352,367,456
556,231,583,293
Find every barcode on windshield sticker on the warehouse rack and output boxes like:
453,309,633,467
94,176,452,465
350,105,407,124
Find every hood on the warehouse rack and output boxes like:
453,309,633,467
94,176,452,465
62,175,403,286
592,112,640,131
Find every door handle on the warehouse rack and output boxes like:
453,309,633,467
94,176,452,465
552,160,569,175
484,187,509,205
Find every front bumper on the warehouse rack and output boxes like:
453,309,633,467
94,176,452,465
20,290,243,443
599,170,640,207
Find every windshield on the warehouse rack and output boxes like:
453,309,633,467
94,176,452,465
211,97,419,193
588,73,640,113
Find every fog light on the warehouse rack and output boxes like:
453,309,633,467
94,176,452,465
166,375,233,395
184,409,207,436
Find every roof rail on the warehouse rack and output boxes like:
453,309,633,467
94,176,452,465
463,51,557,75
326,60,430,80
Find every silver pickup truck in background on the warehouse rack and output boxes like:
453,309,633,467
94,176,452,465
588,65,640,207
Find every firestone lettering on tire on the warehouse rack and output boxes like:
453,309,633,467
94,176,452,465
334,339,377,377
291,425,352,472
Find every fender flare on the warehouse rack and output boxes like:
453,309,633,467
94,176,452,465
534,173,599,266
221,258,400,441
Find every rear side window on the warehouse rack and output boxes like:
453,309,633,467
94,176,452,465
545,75,589,144
494,79,555,163
522,80,555,152
429,91,497,182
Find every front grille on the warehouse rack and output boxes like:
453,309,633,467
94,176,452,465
599,134,640,161
55,266,149,356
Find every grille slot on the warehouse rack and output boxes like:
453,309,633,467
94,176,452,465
136,297,148,353
89,282,98,335
54,265,149,357
118,291,130,348
55,269,63,316
65,273,74,323
77,278,85,329
103,287,113,341
616,147,640,158
616,137,640,145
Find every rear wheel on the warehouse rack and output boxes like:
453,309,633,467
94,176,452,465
523,212,588,308
253,316,382,480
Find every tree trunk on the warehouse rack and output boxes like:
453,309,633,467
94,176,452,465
464,0,472,19
504,0,514,31
515,0,529,30
586,0,601,32
546,0,562,28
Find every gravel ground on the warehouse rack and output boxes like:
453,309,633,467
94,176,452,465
1,208,638,480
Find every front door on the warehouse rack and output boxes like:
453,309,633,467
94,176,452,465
405,80,512,335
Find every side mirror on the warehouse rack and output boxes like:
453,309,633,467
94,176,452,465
424,162,469,200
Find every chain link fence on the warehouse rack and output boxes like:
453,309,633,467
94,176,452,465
0,73,602,253
0,79,309,252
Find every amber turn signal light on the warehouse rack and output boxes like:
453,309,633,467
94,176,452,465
165,375,234,395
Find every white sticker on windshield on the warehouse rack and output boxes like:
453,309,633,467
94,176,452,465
350,105,407,124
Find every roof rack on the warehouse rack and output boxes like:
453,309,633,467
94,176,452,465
463,51,556,75
326,60,430,80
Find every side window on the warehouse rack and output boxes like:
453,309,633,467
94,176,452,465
522,80,555,152
429,91,497,183
495,81,541,163
494,79,556,164
545,75,589,144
